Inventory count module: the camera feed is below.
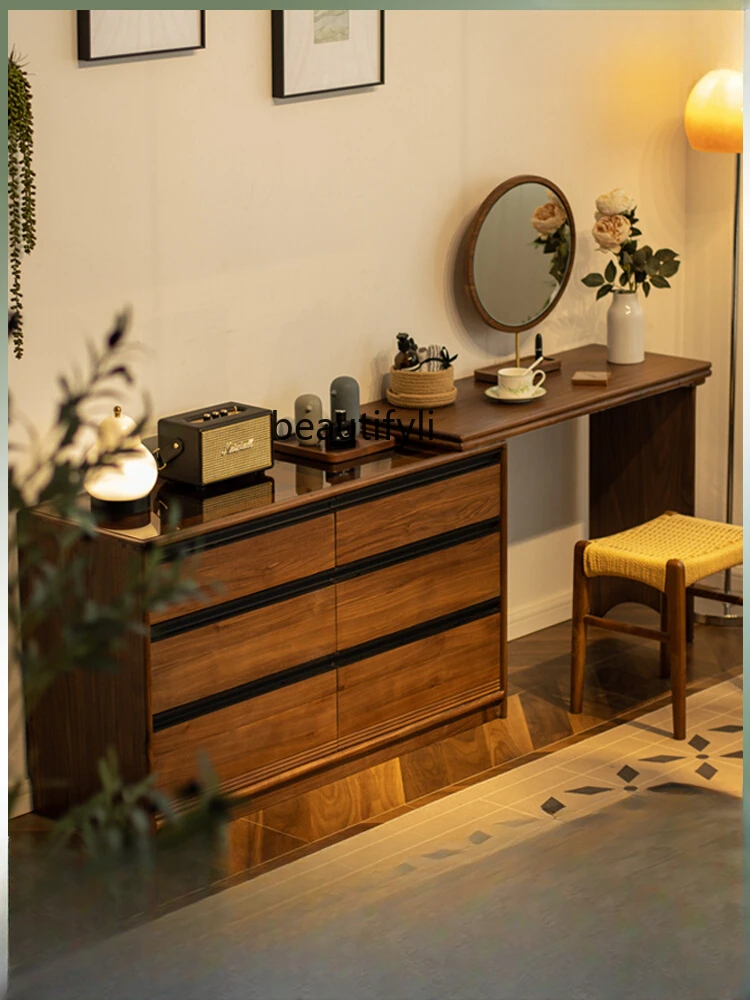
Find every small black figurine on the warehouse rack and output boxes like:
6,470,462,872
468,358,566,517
394,333,418,370
535,333,544,361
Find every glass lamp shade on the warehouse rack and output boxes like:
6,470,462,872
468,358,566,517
84,447,158,503
684,68,743,154
84,406,158,504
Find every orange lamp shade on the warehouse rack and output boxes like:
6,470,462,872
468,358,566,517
684,69,743,154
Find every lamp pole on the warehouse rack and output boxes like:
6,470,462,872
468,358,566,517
684,68,743,626
695,151,742,625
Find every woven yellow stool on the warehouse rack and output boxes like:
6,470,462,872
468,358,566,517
570,512,743,739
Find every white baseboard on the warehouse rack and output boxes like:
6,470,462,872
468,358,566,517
9,778,32,818
508,589,572,641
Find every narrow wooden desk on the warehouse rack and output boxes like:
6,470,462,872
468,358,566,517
362,344,712,616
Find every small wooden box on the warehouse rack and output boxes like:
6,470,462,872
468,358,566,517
571,370,611,386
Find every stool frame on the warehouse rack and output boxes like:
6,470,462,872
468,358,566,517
570,538,742,740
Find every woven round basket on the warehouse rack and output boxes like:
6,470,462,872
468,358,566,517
386,366,457,408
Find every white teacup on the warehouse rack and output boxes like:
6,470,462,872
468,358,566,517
497,366,546,397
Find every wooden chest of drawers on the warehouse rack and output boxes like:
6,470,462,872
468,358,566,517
22,446,506,816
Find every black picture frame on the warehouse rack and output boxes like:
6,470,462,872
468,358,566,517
272,10,385,100
77,10,206,62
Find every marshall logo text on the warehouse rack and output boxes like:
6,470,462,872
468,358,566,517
221,438,255,457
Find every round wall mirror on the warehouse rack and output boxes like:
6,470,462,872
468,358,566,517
465,175,576,332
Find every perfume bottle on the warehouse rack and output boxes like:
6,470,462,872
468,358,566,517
327,409,357,450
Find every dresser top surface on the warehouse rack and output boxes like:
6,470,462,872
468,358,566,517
29,442,500,547
362,344,711,450
29,345,710,547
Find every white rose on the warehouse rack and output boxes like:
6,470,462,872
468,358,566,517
592,214,631,252
531,201,566,236
595,188,635,217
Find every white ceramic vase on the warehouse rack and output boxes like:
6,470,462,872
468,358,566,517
606,289,644,365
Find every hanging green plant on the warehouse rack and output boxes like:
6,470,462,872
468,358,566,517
8,50,37,359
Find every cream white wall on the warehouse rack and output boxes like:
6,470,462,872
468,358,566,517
7,10,741,806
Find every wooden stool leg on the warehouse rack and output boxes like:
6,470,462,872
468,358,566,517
570,540,590,714
685,590,694,644
659,593,670,679
666,559,687,740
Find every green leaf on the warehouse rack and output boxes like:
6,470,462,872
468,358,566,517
596,284,613,300
660,258,680,278
655,248,678,262
643,281,651,297
604,260,616,283
629,228,642,237
650,275,670,289
619,272,629,287
581,273,604,287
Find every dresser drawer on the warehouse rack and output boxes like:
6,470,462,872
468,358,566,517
150,587,335,715
151,671,337,794
338,614,501,743
336,533,500,650
150,514,335,624
336,464,500,564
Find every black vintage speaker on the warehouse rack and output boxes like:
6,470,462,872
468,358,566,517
157,402,274,488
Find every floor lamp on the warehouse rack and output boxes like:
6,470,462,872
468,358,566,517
684,68,743,625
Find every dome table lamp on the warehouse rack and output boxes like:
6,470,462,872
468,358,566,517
684,68,743,625
84,406,158,518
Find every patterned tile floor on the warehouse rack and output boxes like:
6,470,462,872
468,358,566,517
229,675,743,910
11,678,742,999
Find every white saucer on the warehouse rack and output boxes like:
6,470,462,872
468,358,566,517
485,385,547,404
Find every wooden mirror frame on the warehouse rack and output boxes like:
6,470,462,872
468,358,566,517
464,174,577,333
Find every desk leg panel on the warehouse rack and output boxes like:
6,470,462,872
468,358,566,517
589,386,696,616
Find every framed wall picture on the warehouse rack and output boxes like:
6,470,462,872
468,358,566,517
272,10,384,99
77,11,206,62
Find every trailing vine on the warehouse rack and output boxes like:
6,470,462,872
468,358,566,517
8,51,37,359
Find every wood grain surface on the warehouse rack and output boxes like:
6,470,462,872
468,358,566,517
361,345,710,451
336,534,501,649
335,463,500,564
151,672,337,794
338,614,501,740
588,386,696,615
150,514,335,623
150,588,336,714
21,521,150,817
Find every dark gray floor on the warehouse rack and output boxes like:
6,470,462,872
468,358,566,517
9,783,742,1000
